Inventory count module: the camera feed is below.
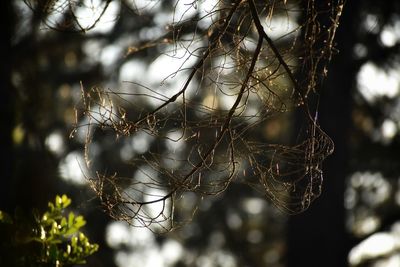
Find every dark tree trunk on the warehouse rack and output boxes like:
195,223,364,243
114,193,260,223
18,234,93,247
0,0,15,213
287,2,357,267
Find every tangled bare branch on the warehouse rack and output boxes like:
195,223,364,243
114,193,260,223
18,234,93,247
23,0,114,32
71,0,343,231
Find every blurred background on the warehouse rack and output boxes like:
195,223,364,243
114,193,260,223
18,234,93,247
3,0,400,267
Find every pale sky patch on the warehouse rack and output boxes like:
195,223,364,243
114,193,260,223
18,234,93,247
357,62,400,103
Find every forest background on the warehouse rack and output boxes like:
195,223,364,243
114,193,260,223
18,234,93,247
2,0,400,267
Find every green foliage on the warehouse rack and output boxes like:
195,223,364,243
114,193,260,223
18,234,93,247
0,195,98,267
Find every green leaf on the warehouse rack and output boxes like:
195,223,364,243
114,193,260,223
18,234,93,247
55,195,62,209
1,194,99,266
71,236,78,247
68,212,75,227
48,202,55,212
60,217,67,227
74,216,86,229
42,212,50,222
78,232,86,242
61,195,71,208
91,243,99,253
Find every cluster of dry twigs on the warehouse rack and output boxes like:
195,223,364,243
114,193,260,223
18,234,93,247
62,0,343,231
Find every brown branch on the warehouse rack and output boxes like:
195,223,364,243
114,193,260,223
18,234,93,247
69,0,113,33
248,0,310,115
133,32,264,206
130,0,244,127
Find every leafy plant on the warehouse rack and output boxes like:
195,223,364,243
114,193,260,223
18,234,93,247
0,195,98,267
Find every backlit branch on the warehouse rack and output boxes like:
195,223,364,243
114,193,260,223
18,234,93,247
70,0,344,230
